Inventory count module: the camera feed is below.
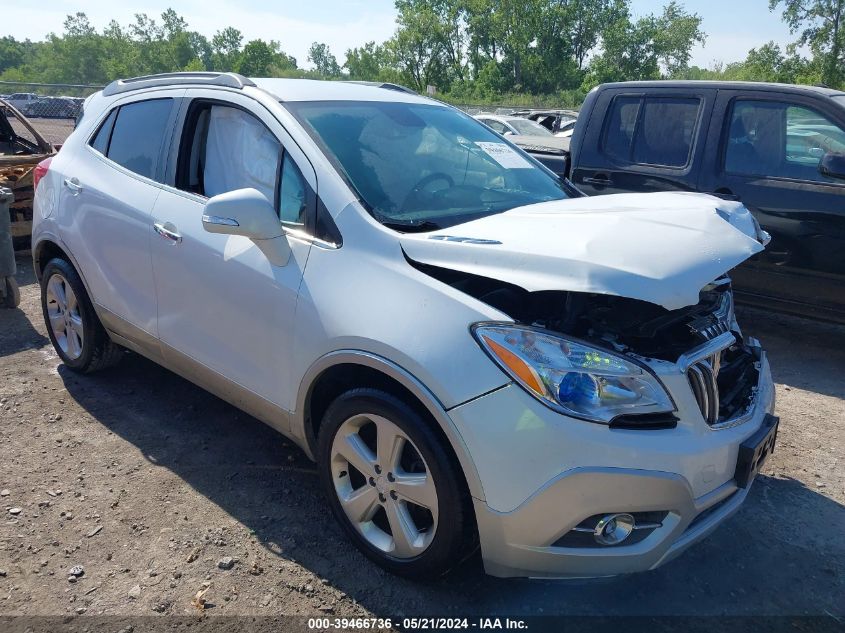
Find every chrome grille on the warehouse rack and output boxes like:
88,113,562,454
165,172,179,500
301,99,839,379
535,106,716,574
678,330,735,426
687,356,720,425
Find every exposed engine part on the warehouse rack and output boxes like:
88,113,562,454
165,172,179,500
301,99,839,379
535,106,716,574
409,257,735,360
409,256,760,426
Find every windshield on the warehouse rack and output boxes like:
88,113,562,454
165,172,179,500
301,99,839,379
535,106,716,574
285,100,570,230
509,118,553,136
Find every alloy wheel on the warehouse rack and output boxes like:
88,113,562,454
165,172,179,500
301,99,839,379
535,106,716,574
330,413,438,559
45,273,85,360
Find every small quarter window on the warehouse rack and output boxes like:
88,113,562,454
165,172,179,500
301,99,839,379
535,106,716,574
89,108,117,155
279,153,307,226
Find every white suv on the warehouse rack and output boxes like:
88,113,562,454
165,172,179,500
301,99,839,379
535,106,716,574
31,72,778,579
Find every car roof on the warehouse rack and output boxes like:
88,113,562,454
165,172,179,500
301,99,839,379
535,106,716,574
251,78,434,105
599,80,845,98
100,72,436,106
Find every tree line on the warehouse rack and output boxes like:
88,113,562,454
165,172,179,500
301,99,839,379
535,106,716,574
0,0,841,106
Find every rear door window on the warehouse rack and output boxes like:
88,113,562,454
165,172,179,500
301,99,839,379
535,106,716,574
106,99,174,180
603,96,701,168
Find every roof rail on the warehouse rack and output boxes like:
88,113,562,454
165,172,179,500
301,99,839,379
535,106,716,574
102,72,255,97
342,80,418,95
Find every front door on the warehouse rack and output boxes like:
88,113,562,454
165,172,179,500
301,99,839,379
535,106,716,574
151,91,316,415
702,92,845,319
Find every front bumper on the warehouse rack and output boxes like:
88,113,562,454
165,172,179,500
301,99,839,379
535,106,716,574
449,342,776,578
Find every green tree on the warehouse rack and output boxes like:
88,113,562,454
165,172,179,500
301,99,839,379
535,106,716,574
0,36,26,74
238,39,277,76
584,2,704,88
307,42,342,78
770,0,844,87
211,27,243,71
344,41,399,81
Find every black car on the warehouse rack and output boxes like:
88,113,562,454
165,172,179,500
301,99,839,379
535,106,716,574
566,81,845,323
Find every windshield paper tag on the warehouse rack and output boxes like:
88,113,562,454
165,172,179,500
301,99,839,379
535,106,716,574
475,142,532,169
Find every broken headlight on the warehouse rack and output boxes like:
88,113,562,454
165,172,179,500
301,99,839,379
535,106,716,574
473,324,674,424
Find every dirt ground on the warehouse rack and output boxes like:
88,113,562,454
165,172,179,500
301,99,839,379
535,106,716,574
1,251,843,627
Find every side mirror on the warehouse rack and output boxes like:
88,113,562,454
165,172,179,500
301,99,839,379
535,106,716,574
202,188,290,266
819,151,845,181
502,130,515,136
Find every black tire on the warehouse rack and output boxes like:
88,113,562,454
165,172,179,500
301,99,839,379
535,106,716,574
317,388,476,579
1,276,20,308
40,258,123,373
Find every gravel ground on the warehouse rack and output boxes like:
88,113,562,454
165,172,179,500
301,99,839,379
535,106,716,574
26,118,74,147
1,251,843,627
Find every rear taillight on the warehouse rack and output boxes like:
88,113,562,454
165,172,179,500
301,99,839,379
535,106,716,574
33,157,52,191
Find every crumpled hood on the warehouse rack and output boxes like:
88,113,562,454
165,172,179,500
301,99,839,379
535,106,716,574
400,192,765,310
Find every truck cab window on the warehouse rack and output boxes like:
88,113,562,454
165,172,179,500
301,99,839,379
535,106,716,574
725,100,845,183
603,96,700,168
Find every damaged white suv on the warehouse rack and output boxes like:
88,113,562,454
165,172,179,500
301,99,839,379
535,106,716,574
32,73,778,579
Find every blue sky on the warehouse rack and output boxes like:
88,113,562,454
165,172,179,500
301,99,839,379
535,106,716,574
3,0,796,69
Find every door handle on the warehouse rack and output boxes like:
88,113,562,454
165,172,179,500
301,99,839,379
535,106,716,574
63,177,83,195
582,175,613,186
153,222,182,243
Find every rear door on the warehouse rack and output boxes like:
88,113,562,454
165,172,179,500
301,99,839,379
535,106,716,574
59,92,181,338
700,91,845,319
572,87,715,195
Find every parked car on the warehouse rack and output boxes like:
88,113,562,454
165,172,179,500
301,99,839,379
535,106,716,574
0,99,56,242
23,96,83,119
4,92,39,112
513,108,579,137
32,72,777,579
556,81,845,323
474,113,554,137
474,113,572,177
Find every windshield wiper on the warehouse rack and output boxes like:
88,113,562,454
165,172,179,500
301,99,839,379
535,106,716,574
381,219,442,233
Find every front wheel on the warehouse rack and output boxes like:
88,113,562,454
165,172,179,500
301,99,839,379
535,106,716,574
318,389,475,578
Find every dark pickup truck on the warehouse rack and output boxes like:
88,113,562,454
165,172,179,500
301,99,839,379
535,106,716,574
544,81,845,323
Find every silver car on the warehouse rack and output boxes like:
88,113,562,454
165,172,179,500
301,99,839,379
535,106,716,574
31,72,777,578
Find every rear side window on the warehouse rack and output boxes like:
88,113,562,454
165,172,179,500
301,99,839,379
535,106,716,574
105,99,174,180
603,96,701,168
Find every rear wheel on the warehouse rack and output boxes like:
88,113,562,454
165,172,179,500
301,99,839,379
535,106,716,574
318,388,475,578
40,258,123,372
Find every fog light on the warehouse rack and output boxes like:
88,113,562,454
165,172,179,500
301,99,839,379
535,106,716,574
593,513,635,545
